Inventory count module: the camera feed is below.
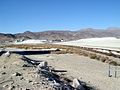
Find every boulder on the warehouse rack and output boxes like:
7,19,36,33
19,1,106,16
72,78,85,90
37,61,48,69
3,51,11,57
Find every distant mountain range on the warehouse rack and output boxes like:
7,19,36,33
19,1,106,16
0,28,120,43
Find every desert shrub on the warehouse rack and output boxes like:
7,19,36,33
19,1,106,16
105,58,112,63
83,53,89,56
51,51,67,54
105,52,113,56
116,55,120,58
82,51,89,56
25,47,28,50
96,55,101,60
89,53,97,59
78,52,83,55
109,61,118,66
100,57,107,62
101,57,110,62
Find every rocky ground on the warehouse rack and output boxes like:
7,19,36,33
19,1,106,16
0,53,53,90
0,52,91,90
26,54,120,90
1,51,120,90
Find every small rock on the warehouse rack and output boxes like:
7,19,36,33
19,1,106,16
12,72,22,76
3,84,9,88
23,68,26,70
26,89,30,90
42,82,46,85
28,80,32,83
8,85,15,90
72,78,85,90
16,84,20,87
3,51,11,57
37,61,48,69
20,77,24,80
3,66,6,69
2,72,6,75
32,81,39,85
34,82,39,84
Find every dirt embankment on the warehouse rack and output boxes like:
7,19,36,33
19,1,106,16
2,44,120,66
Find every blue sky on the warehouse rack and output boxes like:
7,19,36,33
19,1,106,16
0,0,120,33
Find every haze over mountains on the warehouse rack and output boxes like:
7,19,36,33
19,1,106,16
0,28,120,43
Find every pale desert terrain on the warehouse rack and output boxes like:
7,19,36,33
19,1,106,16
26,54,120,90
56,37,120,51
1,37,120,90
0,53,53,90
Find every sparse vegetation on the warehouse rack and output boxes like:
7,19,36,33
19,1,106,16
96,55,101,60
2,44,120,65
89,53,97,59
100,57,107,62
109,61,118,66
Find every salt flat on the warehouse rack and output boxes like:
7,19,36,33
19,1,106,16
56,37,120,51
26,54,120,90
14,39,47,44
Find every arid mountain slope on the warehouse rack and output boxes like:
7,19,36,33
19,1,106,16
0,28,120,43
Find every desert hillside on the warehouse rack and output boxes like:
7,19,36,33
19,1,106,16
1,28,120,43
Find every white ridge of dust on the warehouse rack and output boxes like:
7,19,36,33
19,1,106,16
56,37,120,50
14,39,47,44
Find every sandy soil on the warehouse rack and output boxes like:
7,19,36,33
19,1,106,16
26,54,120,90
0,54,52,90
